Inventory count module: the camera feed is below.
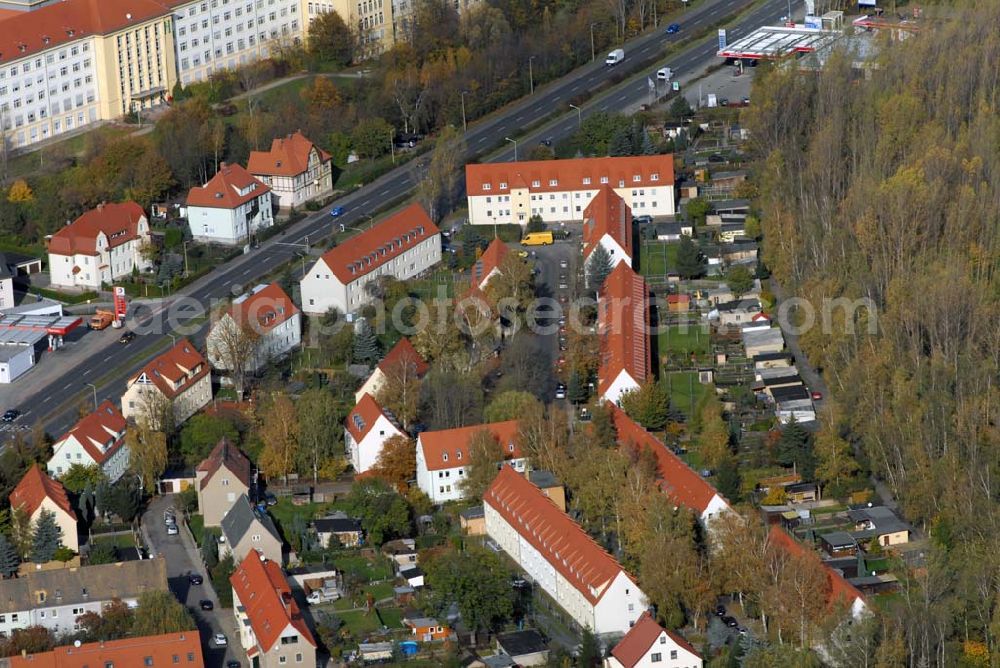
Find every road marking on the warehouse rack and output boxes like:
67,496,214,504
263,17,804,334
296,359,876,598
103,354,113,362
42,397,51,403
82,369,91,376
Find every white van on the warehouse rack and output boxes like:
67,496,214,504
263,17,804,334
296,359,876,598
605,49,625,66
656,67,672,81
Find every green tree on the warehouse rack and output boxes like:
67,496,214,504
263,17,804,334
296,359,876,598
0,534,20,578
620,381,670,431
676,235,706,279
416,125,467,223
425,546,514,632
725,265,755,299
459,429,504,500
715,455,741,502
202,529,219,569
307,10,355,67
668,95,693,119
577,627,601,666
567,370,589,404
345,479,412,545
576,112,631,156
179,414,240,466
30,509,63,564
609,126,635,157
586,244,614,293
87,540,117,566
97,478,143,522
131,590,197,636
684,197,712,226
484,391,540,422
127,422,168,493
776,419,815,479
350,118,393,159
297,388,341,484
525,214,546,233
641,131,657,155
59,463,106,494
814,428,860,497
352,319,381,364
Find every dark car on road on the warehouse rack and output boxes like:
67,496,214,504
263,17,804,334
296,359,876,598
330,206,345,218
119,331,136,344
666,23,681,34
199,600,214,611
188,573,203,585
2,409,20,423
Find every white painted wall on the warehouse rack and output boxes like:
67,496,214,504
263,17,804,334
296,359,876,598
601,369,641,405
469,185,674,227
347,414,403,473
187,192,273,246
0,345,34,383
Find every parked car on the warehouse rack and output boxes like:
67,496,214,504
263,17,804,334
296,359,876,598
811,391,823,401
722,616,738,628
559,260,568,269
715,605,726,617
199,600,214,611
213,633,228,646
540,137,554,147
2,409,21,423
166,525,179,536
188,573,204,585
330,206,345,218
118,331,136,345
227,662,242,668
264,493,278,506
666,22,681,34
555,388,566,400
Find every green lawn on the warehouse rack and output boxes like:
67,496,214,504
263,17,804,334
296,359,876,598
664,371,710,420
639,240,679,277
659,323,710,357
90,533,137,549
188,515,205,547
336,554,393,582
409,269,457,300
337,606,405,636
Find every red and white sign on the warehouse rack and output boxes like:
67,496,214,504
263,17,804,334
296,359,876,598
113,287,128,320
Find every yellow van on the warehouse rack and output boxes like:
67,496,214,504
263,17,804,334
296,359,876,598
521,231,554,246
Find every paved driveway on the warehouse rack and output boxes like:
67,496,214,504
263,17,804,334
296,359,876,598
143,494,243,667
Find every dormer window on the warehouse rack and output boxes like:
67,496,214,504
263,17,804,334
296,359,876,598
651,173,659,181
499,182,508,190
583,177,591,185
456,451,462,460
549,179,558,186
442,453,449,462
633,174,641,182
600,176,609,184
483,183,492,191
531,180,540,187
508,443,514,452
618,179,625,187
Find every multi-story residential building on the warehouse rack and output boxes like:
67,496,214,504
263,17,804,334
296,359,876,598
170,0,305,85
345,392,405,474
186,162,274,245
230,553,317,668
195,437,252,527
121,338,212,428
606,611,703,668
465,156,675,227
415,420,523,504
0,0,176,150
0,558,167,637
610,405,731,526
9,464,78,553
583,185,633,271
354,336,428,403
47,400,130,483
484,465,648,636
300,203,441,317
207,282,300,374
248,131,333,209
597,263,649,404
220,493,283,564
3,632,205,668
47,201,152,290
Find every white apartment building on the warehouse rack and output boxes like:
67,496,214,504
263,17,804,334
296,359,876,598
207,282,301,373
583,185,633,270
415,420,524,504
48,400,130,483
606,611,703,668
47,202,152,290
465,155,676,226
121,338,212,428
300,203,441,317
345,393,405,474
186,162,274,245
171,0,305,85
484,465,648,636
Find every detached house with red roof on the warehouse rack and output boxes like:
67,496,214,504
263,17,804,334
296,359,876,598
47,400,129,483
484,465,648,636
195,438,252,527
354,337,429,403
121,338,212,428
230,553,317,668
465,155,675,227
416,420,523,504
346,393,406,474
300,203,441,317
583,186,633,272
10,465,78,553
248,131,333,210
186,163,274,246
598,263,650,404
207,282,301,375
606,611,702,668
47,202,152,290
472,238,511,290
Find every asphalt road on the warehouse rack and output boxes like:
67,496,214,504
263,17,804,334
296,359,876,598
19,0,795,439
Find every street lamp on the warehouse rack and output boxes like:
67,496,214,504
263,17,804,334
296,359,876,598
388,127,395,164
182,240,190,277
504,137,517,161
84,382,98,411
569,104,582,128
528,56,536,95
590,23,597,62
460,90,469,133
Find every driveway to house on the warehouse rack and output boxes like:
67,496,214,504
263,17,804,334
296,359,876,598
143,494,244,667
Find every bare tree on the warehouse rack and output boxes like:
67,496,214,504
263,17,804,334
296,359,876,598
207,311,261,399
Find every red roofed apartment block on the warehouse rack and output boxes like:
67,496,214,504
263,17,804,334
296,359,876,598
10,464,78,553
607,611,702,668
195,438,253,527
611,404,732,526
207,282,302,375
186,163,274,246
354,337,429,403
299,203,442,316
48,400,129,483
230,554,316,668
248,131,333,210
471,238,511,290
598,263,650,404
346,393,406,474
7,631,205,668
416,420,523,504
465,155,675,227
47,202,152,290
484,465,648,636
122,338,212,429
583,185,633,271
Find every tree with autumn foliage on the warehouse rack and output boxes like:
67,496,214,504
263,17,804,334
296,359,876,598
619,380,670,431
459,428,505,500
370,435,416,491
257,393,300,484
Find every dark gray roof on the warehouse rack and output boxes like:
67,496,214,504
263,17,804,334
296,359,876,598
719,222,746,233
459,506,485,520
770,385,811,402
716,299,760,313
654,222,682,235
819,531,857,548
763,374,803,387
314,517,362,533
712,199,751,213
753,352,791,362
221,494,281,545
497,630,548,657
401,566,424,578
785,482,818,493
847,506,910,535
528,470,559,489
0,558,167,614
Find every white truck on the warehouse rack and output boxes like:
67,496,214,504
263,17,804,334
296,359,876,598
656,66,672,81
605,49,625,66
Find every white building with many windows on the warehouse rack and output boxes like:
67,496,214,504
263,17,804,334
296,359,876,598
248,131,332,210
465,156,675,226
186,162,274,245
606,611,702,668
415,420,523,504
48,400,130,483
299,203,441,317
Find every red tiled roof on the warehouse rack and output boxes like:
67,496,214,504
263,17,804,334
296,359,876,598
582,186,632,262
484,465,636,605
316,204,439,284
228,283,299,334
0,0,172,66
598,264,649,397
127,338,209,400
247,131,331,177
186,163,270,209
465,155,675,197
230,554,316,653
197,438,252,491
418,420,520,471
611,404,724,516
54,400,127,466
610,611,699,667
667,294,690,304
10,464,75,519
8,631,204,668
48,202,146,256
768,526,865,612
377,337,429,378
346,393,400,443
472,238,510,289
